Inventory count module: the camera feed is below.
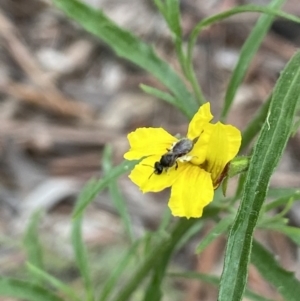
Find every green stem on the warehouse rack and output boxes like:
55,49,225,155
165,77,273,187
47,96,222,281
186,63,206,105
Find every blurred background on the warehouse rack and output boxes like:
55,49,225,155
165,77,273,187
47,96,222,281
0,0,300,300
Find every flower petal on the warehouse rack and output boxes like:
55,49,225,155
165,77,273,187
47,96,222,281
188,123,211,165
187,103,213,140
124,128,177,160
129,156,180,193
168,165,214,218
199,122,241,187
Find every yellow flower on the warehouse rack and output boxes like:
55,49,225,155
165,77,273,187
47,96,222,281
124,103,241,218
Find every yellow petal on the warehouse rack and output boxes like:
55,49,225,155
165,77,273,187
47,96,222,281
187,103,213,140
124,128,177,160
168,165,214,218
188,123,212,165
129,156,180,193
200,122,241,186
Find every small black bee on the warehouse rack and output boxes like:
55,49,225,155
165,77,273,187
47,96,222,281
150,137,199,177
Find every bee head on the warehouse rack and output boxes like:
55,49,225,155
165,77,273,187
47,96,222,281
154,162,164,175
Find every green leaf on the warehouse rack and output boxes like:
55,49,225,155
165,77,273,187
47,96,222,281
72,195,94,300
195,215,233,254
221,0,286,120
157,208,172,233
166,0,182,37
73,160,139,218
153,0,187,86
251,240,300,301
142,219,202,301
111,232,170,301
26,262,82,301
267,187,300,199
169,272,276,301
169,271,219,284
141,207,223,301
23,211,44,284
153,0,166,19
140,84,179,107
53,0,197,118
154,0,181,37
175,220,203,252
111,219,199,301
264,191,300,212
186,4,300,109
261,225,300,247
98,240,140,301
102,145,134,242
188,4,300,68
218,51,300,301
0,278,64,301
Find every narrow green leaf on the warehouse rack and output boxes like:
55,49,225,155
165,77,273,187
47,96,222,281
196,215,233,254
241,95,271,151
264,191,300,212
26,262,82,301
142,207,222,301
111,219,199,301
111,232,170,301
23,211,44,284
72,196,94,300
154,0,166,18
53,0,197,118
157,208,172,233
233,172,247,202
140,84,179,107
102,145,134,242
73,160,138,218
262,225,300,247
108,207,220,301
188,4,300,67
98,240,140,301
252,240,300,301
0,278,64,301
142,219,201,301
165,0,182,37
218,51,300,301
221,0,286,120
169,272,276,301
259,197,293,227
169,271,219,284
175,220,203,252
267,187,300,198
185,4,300,108
154,0,182,38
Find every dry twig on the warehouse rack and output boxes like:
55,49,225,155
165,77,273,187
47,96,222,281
0,8,95,120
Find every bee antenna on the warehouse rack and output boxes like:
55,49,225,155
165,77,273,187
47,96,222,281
148,171,155,179
141,163,156,179
142,163,153,168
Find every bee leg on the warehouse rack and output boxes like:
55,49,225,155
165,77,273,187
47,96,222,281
175,161,178,170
